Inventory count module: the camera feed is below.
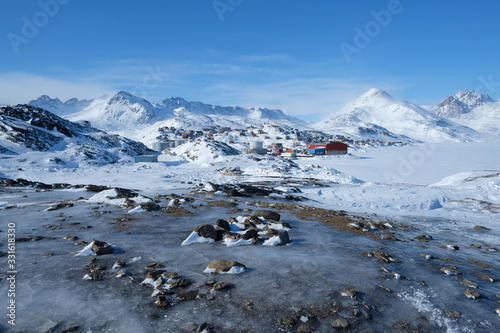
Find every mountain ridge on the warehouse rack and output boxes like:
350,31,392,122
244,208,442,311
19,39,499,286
27,88,499,144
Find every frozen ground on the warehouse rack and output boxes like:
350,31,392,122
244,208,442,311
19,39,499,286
0,141,499,332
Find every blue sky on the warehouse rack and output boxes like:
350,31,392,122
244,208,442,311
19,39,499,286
1,0,499,121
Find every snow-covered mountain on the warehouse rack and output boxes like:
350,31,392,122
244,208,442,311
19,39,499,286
29,92,307,140
316,88,482,142
428,90,500,133
29,95,93,116
0,105,151,166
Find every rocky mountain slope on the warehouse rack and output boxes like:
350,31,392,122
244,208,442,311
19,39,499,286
0,105,151,165
428,90,500,133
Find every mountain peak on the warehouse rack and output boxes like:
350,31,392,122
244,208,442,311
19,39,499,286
454,90,492,107
360,88,393,100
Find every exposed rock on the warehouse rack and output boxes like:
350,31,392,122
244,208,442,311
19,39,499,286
445,310,461,318
115,269,129,278
46,202,74,211
474,271,496,282
146,262,165,268
467,258,491,268
83,271,105,281
162,271,181,279
140,202,161,211
297,324,313,332
145,270,167,280
373,250,398,263
112,261,126,269
242,228,259,240
440,266,460,276
415,234,433,242
215,219,231,232
196,323,214,333
155,296,170,308
378,285,392,292
252,210,280,221
382,234,400,241
85,185,111,192
329,301,342,313
91,240,114,255
474,225,491,231
205,260,246,273
113,187,139,199
278,230,291,245
331,318,350,329
64,235,78,241
280,317,297,326
460,279,478,288
341,288,357,298
212,281,231,291
464,289,481,299
362,310,372,320
168,278,192,289
194,224,217,239
420,253,435,260
444,244,460,250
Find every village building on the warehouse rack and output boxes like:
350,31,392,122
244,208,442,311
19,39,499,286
307,141,348,155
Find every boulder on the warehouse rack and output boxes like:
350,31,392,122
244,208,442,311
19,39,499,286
91,240,114,255
252,210,280,221
215,219,231,231
242,228,259,240
194,224,218,239
278,230,291,245
140,202,161,211
155,296,170,308
206,260,246,272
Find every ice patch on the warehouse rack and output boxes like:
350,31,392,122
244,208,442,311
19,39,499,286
86,188,152,206
223,238,253,247
263,236,282,246
181,232,215,246
203,266,246,275
398,288,475,333
128,206,145,213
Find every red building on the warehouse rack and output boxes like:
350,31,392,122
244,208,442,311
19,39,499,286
307,141,348,155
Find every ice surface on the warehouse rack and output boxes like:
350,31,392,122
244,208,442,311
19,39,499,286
1,141,499,332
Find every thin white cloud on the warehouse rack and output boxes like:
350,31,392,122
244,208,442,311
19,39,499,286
202,78,406,121
0,73,114,104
